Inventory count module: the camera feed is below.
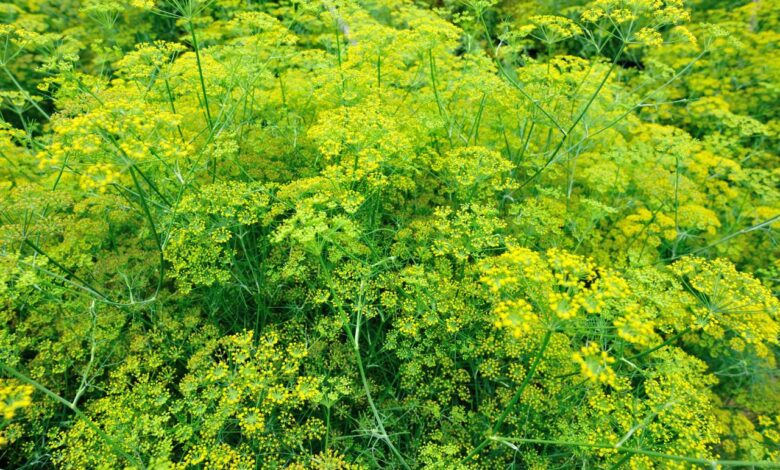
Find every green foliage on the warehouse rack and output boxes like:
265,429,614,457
0,0,778,468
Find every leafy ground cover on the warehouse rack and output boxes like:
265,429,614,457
0,0,778,468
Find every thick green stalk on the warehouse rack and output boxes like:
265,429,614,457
343,320,411,470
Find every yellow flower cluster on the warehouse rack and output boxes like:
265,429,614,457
78,162,121,193
165,182,272,292
582,0,689,25
482,247,631,337
614,305,655,346
672,257,780,361
517,15,583,44
572,342,618,387
181,441,255,469
0,382,32,421
0,381,33,446
493,298,537,338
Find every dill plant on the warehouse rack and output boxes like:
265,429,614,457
0,0,778,468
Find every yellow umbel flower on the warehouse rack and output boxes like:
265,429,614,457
573,343,618,387
614,305,656,346
0,382,32,421
493,298,539,338
0,381,33,447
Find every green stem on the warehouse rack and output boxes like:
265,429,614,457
490,436,779,468
189,21,213,131
668,215,780,261
163,77,186,142
475,13,566,135
627,327,691,361
324,404,331,450
555,327,693,380
493,329,553,432
428,49,454,147
463,329,553,463
317,256,410,469
20,237,110,302
517,42,626,190
128,166,165,300
344,320,410,470
3,65,50,121
0,363,143,468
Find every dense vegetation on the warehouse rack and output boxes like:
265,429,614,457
0,0,778,468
